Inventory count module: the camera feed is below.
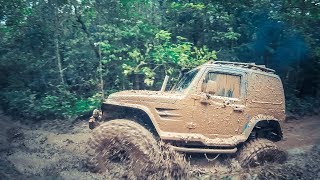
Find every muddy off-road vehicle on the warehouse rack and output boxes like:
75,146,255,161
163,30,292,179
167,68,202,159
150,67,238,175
87,61,287,175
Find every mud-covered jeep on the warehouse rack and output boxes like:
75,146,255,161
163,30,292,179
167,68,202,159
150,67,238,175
87,61,287,175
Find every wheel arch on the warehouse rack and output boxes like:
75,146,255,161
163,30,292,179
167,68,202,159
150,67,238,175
101,102,161,137
243,115,283,142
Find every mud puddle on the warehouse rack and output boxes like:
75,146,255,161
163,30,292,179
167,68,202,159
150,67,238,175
0,111,319,179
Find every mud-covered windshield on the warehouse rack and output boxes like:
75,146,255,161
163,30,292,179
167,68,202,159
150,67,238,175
171,69,199,93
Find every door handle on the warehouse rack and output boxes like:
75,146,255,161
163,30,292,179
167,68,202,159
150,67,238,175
191,94,210,104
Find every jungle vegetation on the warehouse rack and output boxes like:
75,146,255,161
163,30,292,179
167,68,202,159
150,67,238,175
0,0,319,120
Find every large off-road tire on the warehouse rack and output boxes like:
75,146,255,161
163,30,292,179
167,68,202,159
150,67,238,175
237,138,287,167
87,119,161,178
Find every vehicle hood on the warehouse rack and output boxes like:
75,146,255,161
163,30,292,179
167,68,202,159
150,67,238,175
106,90,184,104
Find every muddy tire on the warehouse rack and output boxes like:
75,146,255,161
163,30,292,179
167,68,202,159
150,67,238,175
87,119,161,178
237,138,287,167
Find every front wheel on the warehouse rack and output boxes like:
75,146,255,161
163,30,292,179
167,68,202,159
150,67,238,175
87,119,161,178
237,138,287,167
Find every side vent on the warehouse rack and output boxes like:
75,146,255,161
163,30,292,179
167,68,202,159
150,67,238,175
155,108,182,121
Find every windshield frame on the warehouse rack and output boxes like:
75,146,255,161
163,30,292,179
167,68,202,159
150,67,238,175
171,68,200,93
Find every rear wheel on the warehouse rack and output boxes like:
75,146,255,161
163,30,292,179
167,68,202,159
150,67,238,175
87,119,161,178
237,138,287,167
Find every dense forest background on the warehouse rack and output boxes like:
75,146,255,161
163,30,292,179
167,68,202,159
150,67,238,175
0,0,319,120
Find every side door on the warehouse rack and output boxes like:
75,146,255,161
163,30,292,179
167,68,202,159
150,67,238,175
190,69,247,137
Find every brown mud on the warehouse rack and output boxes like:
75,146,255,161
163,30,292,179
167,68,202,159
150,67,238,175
0,110,319,179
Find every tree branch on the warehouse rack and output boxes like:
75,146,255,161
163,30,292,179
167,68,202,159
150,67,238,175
73,5,100,58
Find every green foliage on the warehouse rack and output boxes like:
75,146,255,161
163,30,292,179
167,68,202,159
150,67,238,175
0,0,319,120
122,30,217,87
1,89,101,120
152,30,217,68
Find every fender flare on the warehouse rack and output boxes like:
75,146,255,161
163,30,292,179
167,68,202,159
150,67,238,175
242,114,283,140
102,100,163,135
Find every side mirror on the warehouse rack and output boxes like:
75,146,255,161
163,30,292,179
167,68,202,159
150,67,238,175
205,80,217,95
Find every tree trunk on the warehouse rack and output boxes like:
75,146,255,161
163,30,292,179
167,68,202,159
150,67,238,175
49,0,65,86
55,38,65,86
74,5,105,99
98,44,105,99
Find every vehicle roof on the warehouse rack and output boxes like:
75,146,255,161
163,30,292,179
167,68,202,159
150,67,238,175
201,61,276,74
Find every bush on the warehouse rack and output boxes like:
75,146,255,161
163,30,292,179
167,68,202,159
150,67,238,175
286,94,320,116
1,89,102,120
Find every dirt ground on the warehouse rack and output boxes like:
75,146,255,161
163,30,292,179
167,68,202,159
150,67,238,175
0,109,319,179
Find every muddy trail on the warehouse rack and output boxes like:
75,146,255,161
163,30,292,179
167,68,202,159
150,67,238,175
0,110,319,179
